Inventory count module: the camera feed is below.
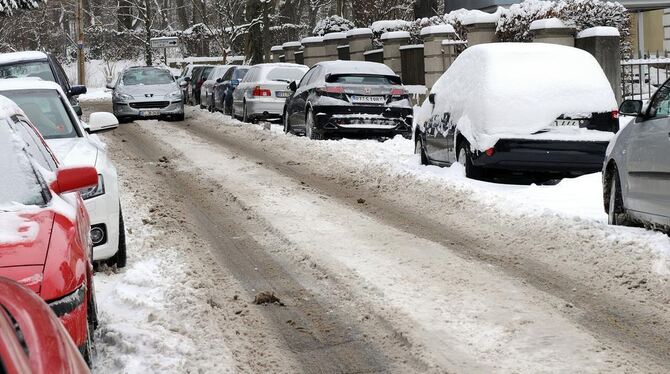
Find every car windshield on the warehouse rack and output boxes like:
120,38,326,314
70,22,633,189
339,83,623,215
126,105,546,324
327,74,399,85
0,61,55,82
1,90,79,139
266,67,306,83
234,69,249,80
122,69,173,86
0,122,45,207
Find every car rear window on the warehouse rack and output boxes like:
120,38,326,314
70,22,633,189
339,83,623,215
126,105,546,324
122,69,174,85
266,67,306,83
0,122,45,207
1,90,79,139
327,74,400,85
0,61,55,82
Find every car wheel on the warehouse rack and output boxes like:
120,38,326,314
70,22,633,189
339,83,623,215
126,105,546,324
415,135,428,165
106,207,127,268
608,171,627,226
305,109,321,140
457,140,486,180
175,113,185,121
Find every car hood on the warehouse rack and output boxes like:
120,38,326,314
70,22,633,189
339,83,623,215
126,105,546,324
47,138,98,167
117,83,179,96
0,210,55,294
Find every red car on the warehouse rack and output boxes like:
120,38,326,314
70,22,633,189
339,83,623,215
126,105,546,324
0,277,90,374
0,98,99,364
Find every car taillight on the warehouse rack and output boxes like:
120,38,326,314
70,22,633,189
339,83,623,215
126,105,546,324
317,86,344,94
485,148,495,157
252,86,272,97
390,88,407,96
611,110,619,119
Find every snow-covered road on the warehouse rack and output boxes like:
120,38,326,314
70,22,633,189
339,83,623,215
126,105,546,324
85,101,670,373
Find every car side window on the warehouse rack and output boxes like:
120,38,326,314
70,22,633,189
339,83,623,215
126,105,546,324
222,68,234,81
298,67,316,88
51,57,71,92
648,83,670,118
11,116,58,172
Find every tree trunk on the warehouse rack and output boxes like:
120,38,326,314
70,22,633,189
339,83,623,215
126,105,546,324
414,0,437,19
144,0,153,65
245,0,263,64
175,0,188,30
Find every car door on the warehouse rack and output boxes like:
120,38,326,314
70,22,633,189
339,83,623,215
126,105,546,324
625,82,670,219
217,68,234,108
289,66,318,127
423,111,451,163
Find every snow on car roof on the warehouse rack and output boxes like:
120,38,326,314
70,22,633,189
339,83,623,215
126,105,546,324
422,43,617,151
315,61,396,76
0,78,63,93
0,51,48,65
0,94,27,119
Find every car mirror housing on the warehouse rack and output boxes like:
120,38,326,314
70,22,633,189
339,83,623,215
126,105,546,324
105,82,115,90
51,166,98,195
428,93,436,105
87,112,119,133
619,100,643,117
69,85,87,96
179,80,189,88
289,81,297,92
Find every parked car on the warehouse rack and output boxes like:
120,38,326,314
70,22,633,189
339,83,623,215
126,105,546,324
200,65,232,111
213,65,250,114
0,277,90,373
0,99,98,363
0,51,87,116
232,63,308,123
0,79,126,268
604,85,670,230
283,61,413,140
176,63,202,103
189,65,214,106
414,43,619,180
108,66,184,122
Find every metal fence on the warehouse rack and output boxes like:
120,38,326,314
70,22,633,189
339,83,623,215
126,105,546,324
621,60,670,100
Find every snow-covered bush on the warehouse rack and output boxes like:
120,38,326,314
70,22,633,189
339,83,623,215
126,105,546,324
370,19,411,47
407,16,449,43
313,15,355,36
0,0,40,14
496,0,559,42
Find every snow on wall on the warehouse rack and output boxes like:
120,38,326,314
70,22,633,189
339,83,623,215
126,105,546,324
64,59,143,89
577,26,620,38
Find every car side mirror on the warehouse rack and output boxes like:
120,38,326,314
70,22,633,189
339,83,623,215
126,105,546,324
184,76,191,82
69,85,87,96
87,112,119,133
216,78,222,83
428,93,436,105
619,100,643,117
289,81,297,92
179,81,189,88
50,166,98,195
105,82,115,90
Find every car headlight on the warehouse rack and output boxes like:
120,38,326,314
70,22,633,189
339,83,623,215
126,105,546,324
167,90,182,100
81,174,105,200
114,92,134,101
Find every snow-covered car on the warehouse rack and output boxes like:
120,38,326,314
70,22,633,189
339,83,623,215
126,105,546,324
176,63,203,104
283,61,412,140
0,99,99,364
213,65,250,114
414,43,619,179
0,51,87,116
189,65,214,106
604,87,670,229
200,65,232,111
0,79,127,268
108,66,184,122
232,63,309,123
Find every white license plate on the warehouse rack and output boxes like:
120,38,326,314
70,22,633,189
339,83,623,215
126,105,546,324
139,110,161,117
552,119,582,127
350,95,386,104
276,91,290,98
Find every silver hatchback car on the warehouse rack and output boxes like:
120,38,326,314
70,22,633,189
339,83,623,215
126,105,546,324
109,66,184,122
604,85,670,230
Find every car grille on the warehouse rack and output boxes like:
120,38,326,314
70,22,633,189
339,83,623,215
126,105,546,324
129,101,169,109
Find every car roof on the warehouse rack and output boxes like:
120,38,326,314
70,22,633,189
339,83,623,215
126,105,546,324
0,51,48,65
0,94,28,120
315,61,396,76
0,78,67,98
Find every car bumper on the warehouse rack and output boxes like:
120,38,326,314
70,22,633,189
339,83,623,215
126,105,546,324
246,98,285,119
313,105,413,137
472,139,609,175
113,100,184,119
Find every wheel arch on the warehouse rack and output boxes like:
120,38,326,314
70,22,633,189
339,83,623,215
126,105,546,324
603,160,619,214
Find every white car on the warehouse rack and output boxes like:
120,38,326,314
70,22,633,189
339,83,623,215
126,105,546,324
232,63,308,123
0,79,126,267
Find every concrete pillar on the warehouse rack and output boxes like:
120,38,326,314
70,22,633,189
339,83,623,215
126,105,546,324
381,31,410,76
346,28,373,61
301,36,326,67
282,41,302,63
323,32,347,61
464,21,497,46
421,24,457,89
270,45,283,63
576,26,623,104
530,18,576,47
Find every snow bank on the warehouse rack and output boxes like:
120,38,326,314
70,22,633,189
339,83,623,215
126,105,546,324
424,43,617,151
577,26,620,38
78,87,112,102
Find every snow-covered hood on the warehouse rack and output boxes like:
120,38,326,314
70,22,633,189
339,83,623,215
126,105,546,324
46,138,98,167
116,83,179,96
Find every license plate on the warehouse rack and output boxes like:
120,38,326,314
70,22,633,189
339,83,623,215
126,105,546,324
139,110,160,117
275,91,290,98
552,119,582,127
350,95,386,104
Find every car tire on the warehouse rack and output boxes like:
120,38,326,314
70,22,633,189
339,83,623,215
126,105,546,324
175,113,185,121
305,109,321,140
415,135,429,165
457,140,486,180
608,170,628,226
106,207,127,268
